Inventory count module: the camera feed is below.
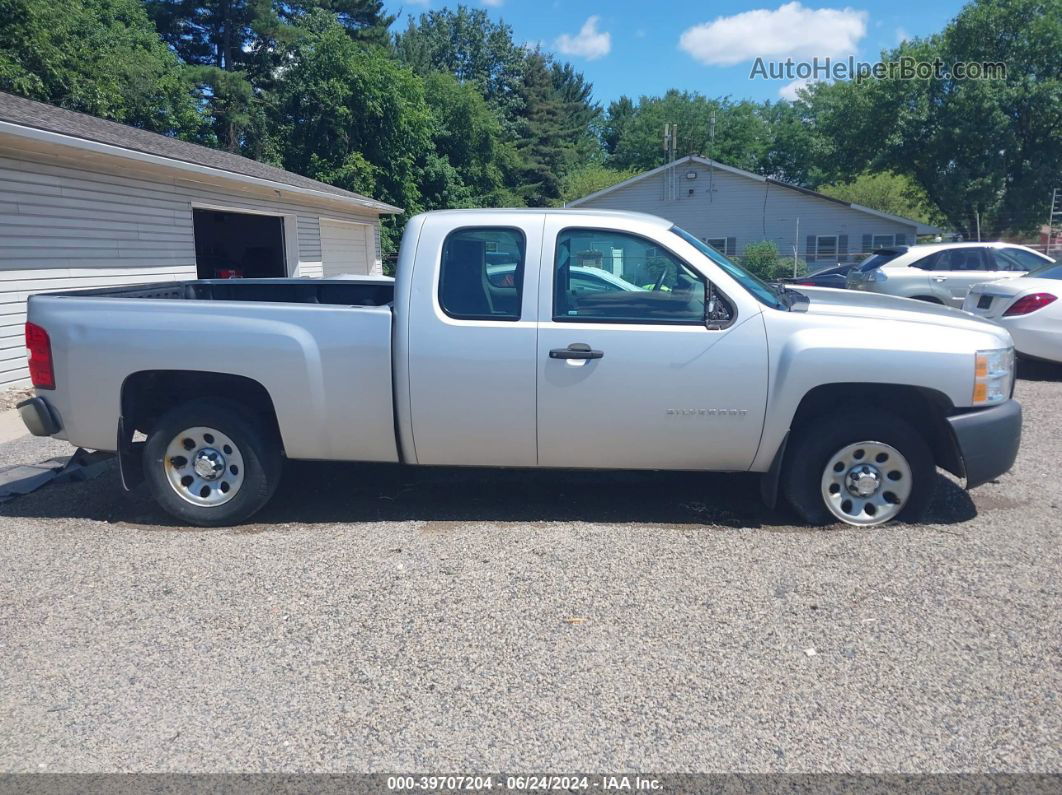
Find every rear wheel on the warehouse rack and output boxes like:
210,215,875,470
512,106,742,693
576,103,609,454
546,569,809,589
143,399,281,526
782,412,935,526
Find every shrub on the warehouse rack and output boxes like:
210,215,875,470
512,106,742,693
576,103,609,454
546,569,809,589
739,241,806,281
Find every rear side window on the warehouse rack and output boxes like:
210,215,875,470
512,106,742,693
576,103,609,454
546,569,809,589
439,228,525,321
996,247,1051,271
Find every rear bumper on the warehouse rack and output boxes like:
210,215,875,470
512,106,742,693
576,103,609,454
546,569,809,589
946,399,1022,489
17,396,62,437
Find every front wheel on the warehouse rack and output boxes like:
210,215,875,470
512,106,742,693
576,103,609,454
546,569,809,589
782,412,935,527
143,399,282,526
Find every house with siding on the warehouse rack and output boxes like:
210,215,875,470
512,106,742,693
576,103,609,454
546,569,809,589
568,155,938,266
0,91,400,387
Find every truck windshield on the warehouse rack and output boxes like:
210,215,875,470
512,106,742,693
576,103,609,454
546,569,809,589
669,226,785,310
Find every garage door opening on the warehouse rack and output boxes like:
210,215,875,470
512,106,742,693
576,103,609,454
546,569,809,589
193,209,286,279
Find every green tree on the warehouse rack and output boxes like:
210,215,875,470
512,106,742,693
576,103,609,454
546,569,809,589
267,14,437,250
606,91,770,172
514,51,572,206
756,99,824,186
803,0,1062,237
421,71,519,207
601,95,635,157
146,0,393,150
818,172,942,225
393,6,527,133
0,0,205,137
557,164,638,205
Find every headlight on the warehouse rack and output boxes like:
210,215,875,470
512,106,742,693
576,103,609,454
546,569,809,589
972,347,1014,405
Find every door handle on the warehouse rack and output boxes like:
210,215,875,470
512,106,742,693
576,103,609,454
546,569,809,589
933,277,947,282
549,343,604,360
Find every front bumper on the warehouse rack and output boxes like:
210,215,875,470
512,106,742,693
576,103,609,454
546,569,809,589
947,399,1022,489
17,396,62,437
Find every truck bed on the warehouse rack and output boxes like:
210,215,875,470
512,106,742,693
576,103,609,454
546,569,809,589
27,277,400,463
47,277,396,307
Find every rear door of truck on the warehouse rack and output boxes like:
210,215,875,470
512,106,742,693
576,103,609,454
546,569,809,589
404,213,543,466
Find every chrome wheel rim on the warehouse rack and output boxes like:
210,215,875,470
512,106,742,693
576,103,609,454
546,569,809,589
820,441,912,526
163,426,244,507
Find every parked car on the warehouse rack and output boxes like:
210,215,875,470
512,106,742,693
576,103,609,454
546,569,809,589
19,209,1021,529
963,262,1062,363
782,262,855,290
846,242,1054,307
782,248,908,289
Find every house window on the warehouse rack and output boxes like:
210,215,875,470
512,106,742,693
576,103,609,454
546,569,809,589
705,237,735,256
872,234,895,249
816,235,838,259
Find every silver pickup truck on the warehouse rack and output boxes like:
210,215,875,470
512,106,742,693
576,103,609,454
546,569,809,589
19,209,1021,527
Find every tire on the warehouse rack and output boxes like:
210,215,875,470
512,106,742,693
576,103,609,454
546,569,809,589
781,411,935,527
143,398,282,526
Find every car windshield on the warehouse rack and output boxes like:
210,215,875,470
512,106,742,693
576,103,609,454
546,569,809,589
670,226,785,309
1025,262,1062,280
856,248,906,272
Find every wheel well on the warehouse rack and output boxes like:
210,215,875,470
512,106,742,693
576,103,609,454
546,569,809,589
911,295,944,304
789,383,961,475
121,371,281,448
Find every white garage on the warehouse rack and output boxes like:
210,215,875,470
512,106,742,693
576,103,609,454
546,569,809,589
320,219,375,277
0,91,401,387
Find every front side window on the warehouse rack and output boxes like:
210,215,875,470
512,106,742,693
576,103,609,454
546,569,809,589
554,229,705,323
439,227,525,320
671,225,783,309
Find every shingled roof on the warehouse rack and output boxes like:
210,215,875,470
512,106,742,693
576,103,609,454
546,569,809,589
0,91,400,213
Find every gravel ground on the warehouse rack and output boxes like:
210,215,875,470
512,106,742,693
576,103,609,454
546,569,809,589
0,372,1059,774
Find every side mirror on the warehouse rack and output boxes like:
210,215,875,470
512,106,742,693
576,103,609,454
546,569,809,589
704,282,733,330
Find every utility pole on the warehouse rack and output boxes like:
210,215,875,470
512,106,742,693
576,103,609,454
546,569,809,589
975,209,981,242
1047,188,1061,255
707,111,716,202
794,217,800,276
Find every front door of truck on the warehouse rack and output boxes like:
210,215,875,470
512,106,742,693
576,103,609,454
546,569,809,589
405,216,541,466
535,220,768,471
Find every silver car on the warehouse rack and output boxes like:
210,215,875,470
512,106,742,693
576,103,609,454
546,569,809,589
846,242,1053,307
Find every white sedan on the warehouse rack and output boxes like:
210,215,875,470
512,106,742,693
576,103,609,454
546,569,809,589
963,262,1062,363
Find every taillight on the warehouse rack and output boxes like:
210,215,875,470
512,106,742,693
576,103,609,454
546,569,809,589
1003,293,1057,317
25,322,55,389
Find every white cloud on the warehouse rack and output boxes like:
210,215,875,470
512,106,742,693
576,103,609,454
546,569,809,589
678,2,868,66
895,26,910,43
554,16,612,60
483,0,504,6
779,78,811,100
